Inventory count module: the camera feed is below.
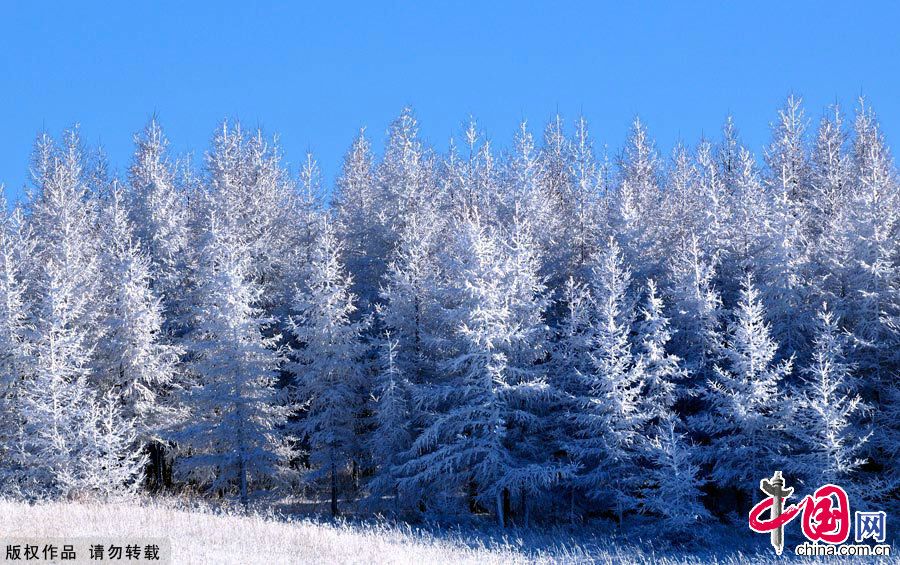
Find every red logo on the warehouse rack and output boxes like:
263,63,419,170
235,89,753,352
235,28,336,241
749,472,852,554
799,484,850,544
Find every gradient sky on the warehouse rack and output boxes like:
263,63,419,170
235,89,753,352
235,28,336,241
1,2,898,200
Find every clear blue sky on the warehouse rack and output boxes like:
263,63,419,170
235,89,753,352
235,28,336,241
1,2,898,200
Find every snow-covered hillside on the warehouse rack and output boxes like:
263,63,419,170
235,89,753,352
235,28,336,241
0,499,864,564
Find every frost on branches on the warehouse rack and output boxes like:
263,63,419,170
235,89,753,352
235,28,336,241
0,97,896,529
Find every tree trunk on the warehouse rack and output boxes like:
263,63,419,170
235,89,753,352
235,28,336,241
239,457,248,509
155,445,164,491
330,463,339,517
496,490,505,527
521,490,529,526
503,488,511,526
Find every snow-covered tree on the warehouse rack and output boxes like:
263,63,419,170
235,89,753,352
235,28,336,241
566,116,604,274
696,138,732,248
762,95,813,358
717,116,742,191
95,186,182,490
806,107,854,311
82,388,149,499
641,417,712,538
666,233,723,380
694,275,793,494
445,119,502,223
635,280,686,423
22,129,110,497
376,108,440,257
562,238,646,521
842,103,900,493
377,200,446,385
844,102,900,381
332,129,386,311
0,199,35,490
727,148,771,281
615,118,664,278
785,307,869,491
203,122,305,313
367,336,413,513
288,218,368,516
98,187,179,430
127,118,192,323
400,213,566,526
501,122,556,263
176,212,286,507
537,115,576,284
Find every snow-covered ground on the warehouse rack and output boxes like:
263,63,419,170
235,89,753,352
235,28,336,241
4,499,887,564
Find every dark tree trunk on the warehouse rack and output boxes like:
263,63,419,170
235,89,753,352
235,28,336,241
330,463,339,517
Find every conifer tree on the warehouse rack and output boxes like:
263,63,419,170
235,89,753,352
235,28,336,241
288,218,368,516
98,187,179,430
400,213,565,526
23,129,109,496
694,275,793,494
176,211,286,507
332,129,386,311
367,336,413,513
641,416,712,538
636,280,686,423
785,307,869,491
563,238,646,521
0,199,35,490
127,118,192,324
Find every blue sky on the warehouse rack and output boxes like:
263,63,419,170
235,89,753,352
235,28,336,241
1,2,898,200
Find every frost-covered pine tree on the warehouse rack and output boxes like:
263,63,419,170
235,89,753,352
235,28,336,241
762,95,813,358
332,129,387,312
785,307,869,492
97,187,179,440
176,211,286,507
615,118,664,279
845,102,900,382
635,280,686,423
288,218,368,517
641,416,712,538
537,115,576,284
0,199,35,491
81,388,149,500
562,238,646,522
694,275,793,496
662,145,703,246
377,199,446,386
296,151,327,265
445,119,502,224
842,103,900,490
566,116,604,274
203,122,305,313
666,233,723,380
632,280,707,538
806,107,854,312
501,122,557,271
727,148,771,282
367,336,413,513
400,213,565,526
127,118,192,325
376,108,439,260
695,138,732,249
717,116,742,191
22,129,109,497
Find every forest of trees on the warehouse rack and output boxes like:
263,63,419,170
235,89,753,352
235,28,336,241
0,96,897,536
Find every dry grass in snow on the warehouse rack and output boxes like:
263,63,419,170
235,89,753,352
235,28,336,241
1,499,893,564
